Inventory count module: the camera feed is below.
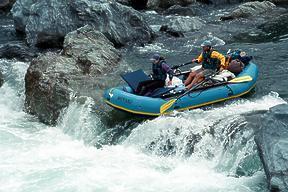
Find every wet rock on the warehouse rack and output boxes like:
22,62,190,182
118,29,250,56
230,10,288,43
220,1,276,20
147,0,195,9
63,25,121,75
11,0,153,48
0,0,15,12
25,26,121,125
160,16,205,36
201,0,250,5
254,104,288,192
159,25,184,37
0,43,36,61
257,13,288,40
71,1,153,47
11,0,36,33
163,5,197,16
116,0,196,10
25,53,74,125
12,0,80,47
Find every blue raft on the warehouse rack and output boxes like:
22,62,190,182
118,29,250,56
103,63,258,116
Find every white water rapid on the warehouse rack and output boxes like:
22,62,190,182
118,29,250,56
0,59,286,192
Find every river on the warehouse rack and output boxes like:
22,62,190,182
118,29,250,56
0,8,287,192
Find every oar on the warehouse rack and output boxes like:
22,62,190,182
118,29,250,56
160,75,253,114
171,61,193,69
228,75,252,83
160,79,208,114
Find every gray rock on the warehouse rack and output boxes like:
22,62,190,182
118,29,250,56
220,1,276,20
201,0,250,5
71,1,153,46
25,26,121,125
160,16,204,36
25,53,73,125
169,16,204,32
11,0,153,47
63,25,121,75
163,5,197,16
254,104,288,191
12,0,42,33
147,0,195,9
229,11,288,43
12,0,79,47
258,13,288,39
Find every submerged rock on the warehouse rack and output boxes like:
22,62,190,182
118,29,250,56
11,0,153,48
25,26,121,125
254,104,288,191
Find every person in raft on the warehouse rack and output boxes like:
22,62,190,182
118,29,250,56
184,40,226,89
136,54,174,96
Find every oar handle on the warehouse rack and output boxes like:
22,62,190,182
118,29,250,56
176,79,207,100
159,77,209,114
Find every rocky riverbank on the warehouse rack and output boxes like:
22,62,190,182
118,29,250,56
254,104,288,191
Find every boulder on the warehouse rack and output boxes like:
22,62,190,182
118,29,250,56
71,1,153,47
116,0,196,10
229,11,288,42
147,0,195,9
160,16,204,36
257,13,288,40
25,53,74,125
163,5,197,16
254,104,288,191
199,0,250,5
11,0,153,48
220,1,276,20
12,0,78,47
10,0,36,33
63,26,121,75
25,26,121,125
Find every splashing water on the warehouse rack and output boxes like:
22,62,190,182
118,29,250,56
0,59,286,192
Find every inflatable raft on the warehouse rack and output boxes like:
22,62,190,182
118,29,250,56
103,63,258,116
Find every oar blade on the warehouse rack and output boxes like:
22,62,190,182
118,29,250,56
228,75,252,83
160,99,177,114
